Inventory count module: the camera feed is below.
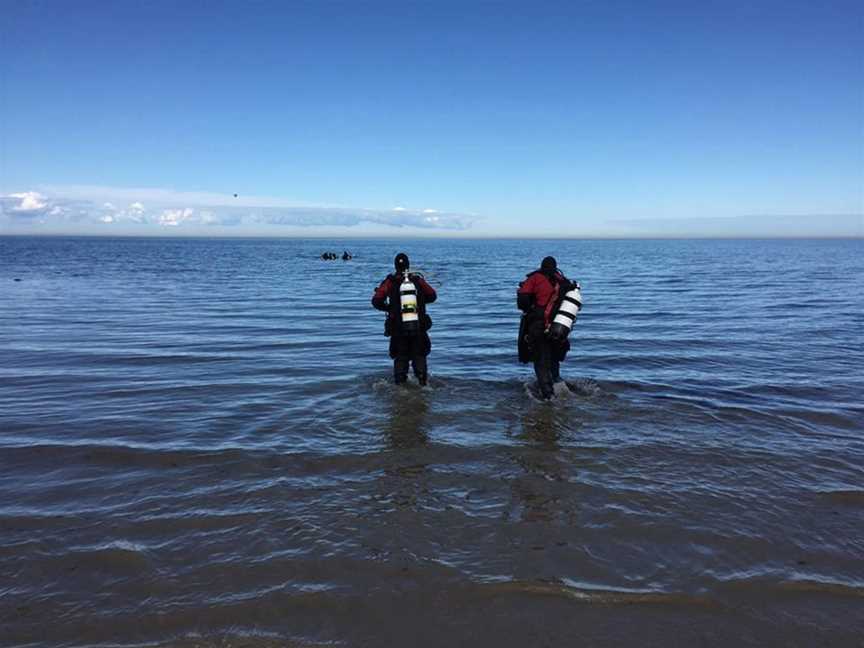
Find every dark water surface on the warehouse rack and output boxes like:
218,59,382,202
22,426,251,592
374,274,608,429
1,237,863,647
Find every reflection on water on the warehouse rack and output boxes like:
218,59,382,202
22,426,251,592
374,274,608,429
383,384,430,450
508,405,570,525
378,384,430,514
519,394,573,447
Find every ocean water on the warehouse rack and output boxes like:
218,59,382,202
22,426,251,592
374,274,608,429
1,236,863,647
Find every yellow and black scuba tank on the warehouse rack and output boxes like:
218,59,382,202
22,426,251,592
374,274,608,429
548,282,582,341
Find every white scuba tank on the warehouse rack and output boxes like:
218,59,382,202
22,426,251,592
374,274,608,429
399,272,420,334
548,282,582,340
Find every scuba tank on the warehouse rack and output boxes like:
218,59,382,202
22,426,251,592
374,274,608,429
548,282,582,341
399,272,420,335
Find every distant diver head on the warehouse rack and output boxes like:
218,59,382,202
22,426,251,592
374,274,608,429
394,253,410,272
541,256,557,274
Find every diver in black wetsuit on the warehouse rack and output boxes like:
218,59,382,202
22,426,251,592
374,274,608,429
371,253,437,385
517,256,580,399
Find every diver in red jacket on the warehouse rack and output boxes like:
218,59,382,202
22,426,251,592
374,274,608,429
372,253,437,385
517,256,580,400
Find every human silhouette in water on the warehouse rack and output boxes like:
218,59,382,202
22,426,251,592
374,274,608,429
517,256,582,399
372,253,437,385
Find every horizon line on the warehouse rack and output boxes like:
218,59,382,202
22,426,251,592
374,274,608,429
1,233,861,241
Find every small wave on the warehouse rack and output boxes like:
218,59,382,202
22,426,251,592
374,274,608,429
565,378,605,397
143,633,339,648
474,579,718,607
520,379,605,404
43,542,153,575
0,439,515,481
522,380,573,403
773,406,863,432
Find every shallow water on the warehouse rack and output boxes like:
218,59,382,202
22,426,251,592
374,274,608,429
1,236,863,647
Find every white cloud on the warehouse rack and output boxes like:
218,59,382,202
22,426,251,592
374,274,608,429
9,191,48,212
159,207,195,226
122,202,147,223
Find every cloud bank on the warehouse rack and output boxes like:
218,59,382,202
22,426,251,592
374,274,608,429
0,188,479,233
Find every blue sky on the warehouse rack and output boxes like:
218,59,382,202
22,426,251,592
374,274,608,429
1,0,861,237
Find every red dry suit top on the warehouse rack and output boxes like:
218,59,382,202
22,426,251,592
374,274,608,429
517,270,567,327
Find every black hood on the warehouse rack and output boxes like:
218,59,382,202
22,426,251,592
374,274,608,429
394,253,410,272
